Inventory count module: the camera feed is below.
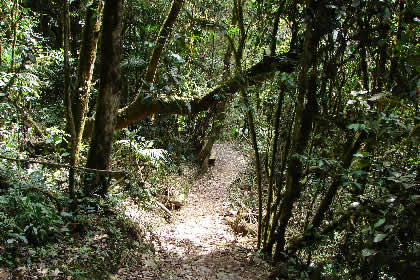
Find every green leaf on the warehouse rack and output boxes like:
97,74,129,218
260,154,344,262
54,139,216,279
60,211,72,217
373,233,387,243
352,170,368,177
60,227,70,232
347,123,366,131
374,218,385,228
361,248,377,257
19,235,28,244
170,53,185,64
368,93,385,102
355,181,362,189
350,201,360,208
355,158,370,169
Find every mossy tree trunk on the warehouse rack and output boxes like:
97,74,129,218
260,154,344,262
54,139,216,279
10,0,18,72
84,0,124,196
62,0,77,202
198,101,226,169
261,84,286,247
81,53,298,138
71,0,103,159
64,0,103,201
144,0,184,85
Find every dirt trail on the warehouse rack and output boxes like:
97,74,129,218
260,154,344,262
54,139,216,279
122,144,271,279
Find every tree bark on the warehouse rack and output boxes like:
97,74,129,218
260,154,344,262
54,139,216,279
267,0,339,260
262,84,286,247
231,0,263,247
82,53,298,138
144,0,184,84
84,0,124,196
263,102,295,253
311,132,367,229
72,1,103,142
10,0,18,72
278,131,367,253
63,0,76,202
66,0,103,202
272,72,318,260
269,0,326,258
199,101,226,169
241,86,263,248
269,2,285,56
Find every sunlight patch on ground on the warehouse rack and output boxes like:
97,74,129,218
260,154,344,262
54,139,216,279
117,144,271,279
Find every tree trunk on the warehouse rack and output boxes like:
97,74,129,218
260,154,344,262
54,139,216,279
241,86,263,248
231,0,263,248
72,1,103,143
269,2,285,56
198,19,235,168
270,2,322,257
262,84,286,247
63,0,76,202
267,0,337,259
64,0,103,202
311,132,366,229
10,0,18,72
144,0,184,84
82,53,298,138
263,101,295,253
199,101,226,169
84,0,124,196
272,72,318,260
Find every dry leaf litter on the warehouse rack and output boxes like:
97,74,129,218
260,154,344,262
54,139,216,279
117,144,271,279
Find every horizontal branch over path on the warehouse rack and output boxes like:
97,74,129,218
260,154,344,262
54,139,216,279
83,53,298,138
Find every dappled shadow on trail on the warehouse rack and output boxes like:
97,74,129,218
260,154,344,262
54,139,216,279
118,144,271,279
126,237,269,280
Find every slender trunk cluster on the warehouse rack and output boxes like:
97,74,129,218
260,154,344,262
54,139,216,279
262,0,331,258
261,84,286,247
63,0,103,201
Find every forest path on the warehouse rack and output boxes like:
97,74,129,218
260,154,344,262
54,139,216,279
127,144,271,279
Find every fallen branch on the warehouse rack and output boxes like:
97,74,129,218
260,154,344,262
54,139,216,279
0,154,127,175
156,200,173,217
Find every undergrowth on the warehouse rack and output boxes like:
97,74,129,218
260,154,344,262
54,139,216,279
0,122,199,279
0,160,149,279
